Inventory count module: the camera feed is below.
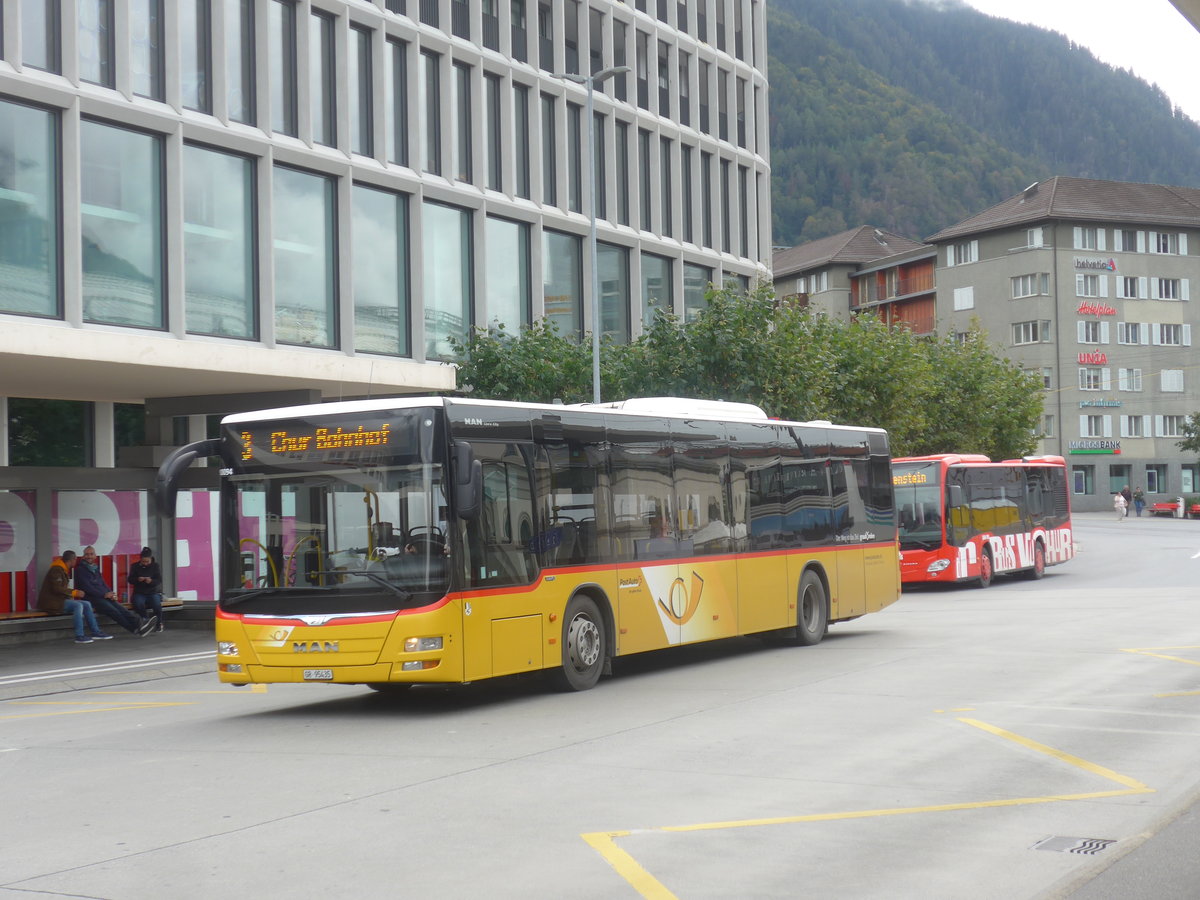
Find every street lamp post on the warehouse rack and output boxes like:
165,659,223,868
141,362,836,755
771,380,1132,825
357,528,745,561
558,65,631,404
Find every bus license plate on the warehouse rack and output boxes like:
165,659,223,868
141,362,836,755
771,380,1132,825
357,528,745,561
303,669,334,681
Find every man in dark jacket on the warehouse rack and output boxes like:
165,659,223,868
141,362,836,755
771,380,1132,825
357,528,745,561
76,546,156,636
37,550,112,643
127,546,165,632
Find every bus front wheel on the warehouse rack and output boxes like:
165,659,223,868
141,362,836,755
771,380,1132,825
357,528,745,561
548,595,606,692
795,570,829,646
1025,541,1046,580
977,549,994,589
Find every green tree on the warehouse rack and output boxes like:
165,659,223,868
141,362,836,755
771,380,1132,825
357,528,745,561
450,287,1043,462
1175,413,1200,456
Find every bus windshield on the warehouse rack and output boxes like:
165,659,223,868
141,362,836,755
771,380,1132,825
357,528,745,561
225,462,451,616
893,462,943,550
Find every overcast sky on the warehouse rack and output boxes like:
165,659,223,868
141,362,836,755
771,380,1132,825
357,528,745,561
957,0,1200,123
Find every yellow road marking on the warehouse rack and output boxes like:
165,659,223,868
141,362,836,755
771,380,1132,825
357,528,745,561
1155,690,1200,698
582,718,1153,898
582,832,678,900
94,684,269,695
1121,646,1200,667
0,701,191,720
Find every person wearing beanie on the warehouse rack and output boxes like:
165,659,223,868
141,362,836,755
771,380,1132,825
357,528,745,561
127,546,165,632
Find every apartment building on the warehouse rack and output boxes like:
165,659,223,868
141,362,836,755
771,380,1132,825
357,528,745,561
929,176,1200,511
0,0,771,609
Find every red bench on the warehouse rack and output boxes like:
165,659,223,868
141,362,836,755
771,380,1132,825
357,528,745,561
1146,501,1200,518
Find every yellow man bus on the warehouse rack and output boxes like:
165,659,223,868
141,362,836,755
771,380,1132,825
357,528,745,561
157,397,901,691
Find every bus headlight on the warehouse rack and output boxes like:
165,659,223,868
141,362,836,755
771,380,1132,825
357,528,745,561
926,559,950,573
218,641,239,656
404,636,443,652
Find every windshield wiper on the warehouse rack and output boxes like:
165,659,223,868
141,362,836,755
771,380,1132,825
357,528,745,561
309,569,413,602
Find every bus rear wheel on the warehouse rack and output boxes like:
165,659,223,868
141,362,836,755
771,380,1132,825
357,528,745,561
977,549,994,589
795,570,828,646
548,595,606,692
1025,541,1046,580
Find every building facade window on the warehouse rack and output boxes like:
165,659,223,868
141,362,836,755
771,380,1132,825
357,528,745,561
80,120,164,329
1119,415,1148,438
182,0,213,112
615,120,630,226
952,286,974,311
485,216,530,331
1152,277,1186,301
682,262,710,323
541,93,557,207
949,240,978,266
1076,273,1105,297
1041,415,1055,437
1117,368,1143,391
273,165,336,347
386,39,409,166
22,0,62,73
597,241,629,343
1077,320,1108,344
0,99,59,318
681,145,693,244
269,0,298,136
1073,226,1102,251
701,150,712,248
225,0,255,124
310,11,336,147
1159,415,1185,437
485,73,502,192
1117,321,1146,344
1155,323,1190,346
1078,367,1108,391
131,0,165,101
183,144,256,338
660,137,672,238
641,252,671,326
1072,465,1094,495
1012,319,1051,343
1117,276,1146,299
453,62,473,184
1151,231,1184,255
543,229,581,337
1081,415,1107,439
638,128,651,231
1041,367,1053,389
79,0,116,88
513,84,530,199
8,399,90,466
350,26,374,157
593,112,607,222
422,200,472,359
420,51,442,175
1161,369,1185,392
352,183,409,356
1146,465,1167,493
1011,273,1048,298
567,102,582,213
1116,228,1141,252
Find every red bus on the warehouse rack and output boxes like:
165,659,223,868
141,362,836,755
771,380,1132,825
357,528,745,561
892,454,1074,587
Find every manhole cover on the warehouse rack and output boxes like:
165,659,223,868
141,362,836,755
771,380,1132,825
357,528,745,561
1030,836,1116,855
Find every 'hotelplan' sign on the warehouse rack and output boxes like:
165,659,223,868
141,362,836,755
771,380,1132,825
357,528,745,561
1076,301,1117,316
1075,257,1116,271
1068,439,1121,455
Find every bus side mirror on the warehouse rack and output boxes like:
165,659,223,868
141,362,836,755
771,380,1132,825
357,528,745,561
948,484,964,509
155,438,222,517
453,441,482,520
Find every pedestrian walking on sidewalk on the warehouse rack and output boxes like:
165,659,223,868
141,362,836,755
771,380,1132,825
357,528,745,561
36,550,113,643
1114,491,1128,522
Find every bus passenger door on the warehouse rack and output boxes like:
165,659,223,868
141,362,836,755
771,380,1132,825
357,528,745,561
831,460,866,619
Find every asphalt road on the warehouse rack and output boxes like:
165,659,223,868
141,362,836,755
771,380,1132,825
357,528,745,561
1,511,1199,899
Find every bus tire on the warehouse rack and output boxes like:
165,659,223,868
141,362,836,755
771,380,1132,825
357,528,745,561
795,570,829,647
977,549,994,589
548,595,606,692
1025,541,1046,580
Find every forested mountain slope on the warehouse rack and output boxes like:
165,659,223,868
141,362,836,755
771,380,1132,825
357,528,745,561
768,0,1200,245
